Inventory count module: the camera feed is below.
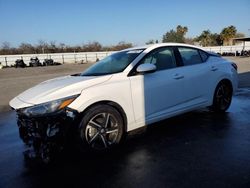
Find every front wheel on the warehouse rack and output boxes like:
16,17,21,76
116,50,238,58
79,104,125,151
210,81,233,112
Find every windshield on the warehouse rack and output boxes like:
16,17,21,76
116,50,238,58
81,49,144,76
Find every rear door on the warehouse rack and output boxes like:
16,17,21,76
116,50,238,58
175,47,213,107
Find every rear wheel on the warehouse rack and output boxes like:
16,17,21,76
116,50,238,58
210,81,232,112
79,104,124,151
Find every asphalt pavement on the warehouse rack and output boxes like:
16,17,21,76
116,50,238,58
0,87,250,188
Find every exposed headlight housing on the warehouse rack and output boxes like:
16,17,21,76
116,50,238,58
21,95,79,117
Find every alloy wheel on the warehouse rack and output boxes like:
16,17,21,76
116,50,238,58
215,83,232,111
84,112,119,150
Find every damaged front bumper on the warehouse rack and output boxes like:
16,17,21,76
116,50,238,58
16,108,79,163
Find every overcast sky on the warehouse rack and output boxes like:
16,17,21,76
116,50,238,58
0,0,249,46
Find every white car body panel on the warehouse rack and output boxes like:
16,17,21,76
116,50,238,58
68,72,137,130
9,43,238,132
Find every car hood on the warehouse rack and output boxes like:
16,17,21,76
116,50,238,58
10,75,112,109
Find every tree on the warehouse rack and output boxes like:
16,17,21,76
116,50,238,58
195,30,222,46
184,37,194,45
82,42,102,52
145,39,159,44
112,41,133,51
1,42,11,50
162,25,188,43
220,25,237,45
162,29,182,43
196,30,212,46
210,33,223,46
145,39,155,45
176,25,188,36
48,41,57,53
36,40,49,54
18,43,35,54
0,42,11,55
59,43,66,52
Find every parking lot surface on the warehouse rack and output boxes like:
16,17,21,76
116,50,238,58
0,87,250,188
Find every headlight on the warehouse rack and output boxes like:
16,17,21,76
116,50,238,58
21,95,79,117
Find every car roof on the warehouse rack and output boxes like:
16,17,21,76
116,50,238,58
123,43,206,52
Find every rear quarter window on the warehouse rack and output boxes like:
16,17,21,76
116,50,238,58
199,50,209,62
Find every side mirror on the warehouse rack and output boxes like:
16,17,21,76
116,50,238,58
136,64,156,74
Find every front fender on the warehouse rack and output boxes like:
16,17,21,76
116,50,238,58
68,76,136,131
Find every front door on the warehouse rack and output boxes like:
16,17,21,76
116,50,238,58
129,47,187,125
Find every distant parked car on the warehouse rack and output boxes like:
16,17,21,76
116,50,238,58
15,59,26,68
43,59,61,66
29,57,42,67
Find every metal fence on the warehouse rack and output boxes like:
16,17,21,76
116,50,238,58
203,45,250,54
0,51,115,66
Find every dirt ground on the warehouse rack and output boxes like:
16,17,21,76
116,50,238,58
0,57,249,112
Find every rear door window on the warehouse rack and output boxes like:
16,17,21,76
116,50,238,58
178,47,203,66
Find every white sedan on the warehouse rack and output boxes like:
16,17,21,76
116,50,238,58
9,43,238,162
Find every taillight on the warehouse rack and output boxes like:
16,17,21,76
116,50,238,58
231,63,237,71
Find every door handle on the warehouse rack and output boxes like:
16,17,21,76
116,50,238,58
211,66,218,71
173,74,184,80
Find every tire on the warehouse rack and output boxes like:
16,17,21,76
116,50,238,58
210,81,233,112
78,104,125,152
